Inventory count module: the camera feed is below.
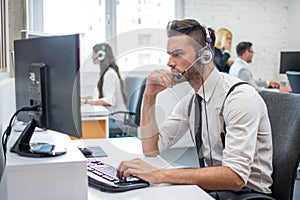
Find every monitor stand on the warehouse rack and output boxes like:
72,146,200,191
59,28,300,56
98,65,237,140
10,119,67,158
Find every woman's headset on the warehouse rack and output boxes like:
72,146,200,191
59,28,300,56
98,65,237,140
96,43,107,61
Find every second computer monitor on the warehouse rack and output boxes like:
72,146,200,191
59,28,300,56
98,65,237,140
279,51,300,73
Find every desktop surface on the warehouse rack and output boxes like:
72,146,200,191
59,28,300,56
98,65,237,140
75,137,214,200
81,104,109,117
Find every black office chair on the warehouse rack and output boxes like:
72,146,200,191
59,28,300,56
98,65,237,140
286,71,300,94
234,91,300,200
109,76,146,137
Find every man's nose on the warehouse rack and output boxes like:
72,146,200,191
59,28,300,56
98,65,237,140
167,56,175,68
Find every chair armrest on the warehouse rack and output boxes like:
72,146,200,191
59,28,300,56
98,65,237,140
236,193,275,200
110,111,135,116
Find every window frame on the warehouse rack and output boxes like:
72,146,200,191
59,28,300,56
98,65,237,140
0,0,8,73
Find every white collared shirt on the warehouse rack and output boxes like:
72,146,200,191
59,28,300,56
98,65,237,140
158,68,273,194
229,58,269,89
94,68,127,121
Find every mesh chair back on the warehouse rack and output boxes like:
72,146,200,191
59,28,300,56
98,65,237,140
259,90,300,200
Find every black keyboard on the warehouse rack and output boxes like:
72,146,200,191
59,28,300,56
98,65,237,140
87,158,149,192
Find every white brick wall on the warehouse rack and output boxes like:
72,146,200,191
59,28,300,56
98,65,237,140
183,0,298,82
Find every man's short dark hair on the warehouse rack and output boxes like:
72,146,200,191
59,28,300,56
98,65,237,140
236,42,252,56
166,19,216,51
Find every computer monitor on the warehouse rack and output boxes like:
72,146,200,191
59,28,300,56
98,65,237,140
12,34,82,157
279,51,300,73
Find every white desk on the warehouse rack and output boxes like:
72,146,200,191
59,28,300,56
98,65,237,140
81,104,109,138
1,131,213,200
76,137,214,200
1,129,88,200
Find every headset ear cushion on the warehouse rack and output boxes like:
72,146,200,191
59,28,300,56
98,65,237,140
198,48,213,65
97,50,106,61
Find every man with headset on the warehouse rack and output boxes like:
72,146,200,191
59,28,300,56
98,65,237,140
118,19,273,198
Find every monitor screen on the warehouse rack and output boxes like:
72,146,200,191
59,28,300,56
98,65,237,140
279,51,300,73
13,34,82,157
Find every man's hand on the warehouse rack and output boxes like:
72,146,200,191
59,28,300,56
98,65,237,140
279,86,292,93
145,69,174,97
227,59,234,66
117,158,162,184
269,81,280,89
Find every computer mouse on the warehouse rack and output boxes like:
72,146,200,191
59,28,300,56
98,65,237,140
79,147,93,156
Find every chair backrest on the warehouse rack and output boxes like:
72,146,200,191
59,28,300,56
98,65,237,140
258,90,300,200
124,76,146,126
286,71,300,94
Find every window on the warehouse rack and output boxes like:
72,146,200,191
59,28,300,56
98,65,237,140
27,0,176,96
43,0,106,66
28,0,175,72
138,34,151,46
116,0,175,72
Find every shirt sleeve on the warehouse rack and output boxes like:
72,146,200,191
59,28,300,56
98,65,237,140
222,87,265,184
255,79,269,88
238,68,260,90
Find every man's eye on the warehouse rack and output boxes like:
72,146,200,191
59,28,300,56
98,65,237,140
173,52,182,57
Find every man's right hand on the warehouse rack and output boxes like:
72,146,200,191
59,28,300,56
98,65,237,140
145,69,174,97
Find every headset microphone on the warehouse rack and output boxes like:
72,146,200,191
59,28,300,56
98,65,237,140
175,56,202,79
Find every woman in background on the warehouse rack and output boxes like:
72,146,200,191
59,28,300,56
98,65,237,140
214,28,234,73
81,43,127,123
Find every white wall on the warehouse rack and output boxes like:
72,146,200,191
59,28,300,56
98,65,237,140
184,0,298,81
287,0,300,49
0,78,16,134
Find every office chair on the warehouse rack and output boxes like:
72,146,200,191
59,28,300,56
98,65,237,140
286,71,300,94
109,76,146,137
235,91,300,200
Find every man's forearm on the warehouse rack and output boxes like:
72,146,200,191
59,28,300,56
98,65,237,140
140,93,159,156
158,166,244,191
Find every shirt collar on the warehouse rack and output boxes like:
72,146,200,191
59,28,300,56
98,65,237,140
236,57,248,66
196,67,220,102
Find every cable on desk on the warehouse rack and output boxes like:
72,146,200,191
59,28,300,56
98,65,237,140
1,105,40,161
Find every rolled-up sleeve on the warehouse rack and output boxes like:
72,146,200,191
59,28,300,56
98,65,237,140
222,89,269,184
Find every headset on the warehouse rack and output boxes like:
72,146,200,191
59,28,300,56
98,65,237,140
197,24,213,65
95,43,107,61
175,24,213,79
